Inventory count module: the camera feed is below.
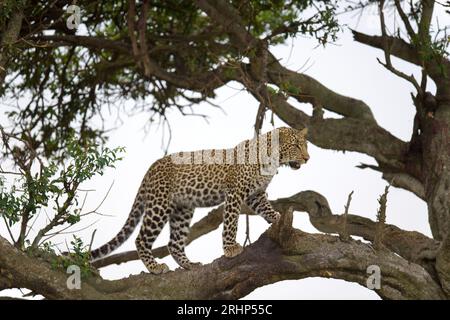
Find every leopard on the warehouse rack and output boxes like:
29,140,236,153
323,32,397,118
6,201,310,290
90,126,310,274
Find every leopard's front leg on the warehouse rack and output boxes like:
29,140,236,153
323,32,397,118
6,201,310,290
246,190,280,223
222,192,244,258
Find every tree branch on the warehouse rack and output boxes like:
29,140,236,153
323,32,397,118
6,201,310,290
30,185,79,248
357,163,426,200
265,60,375,121
273,191,440,275
417,0,435,43
30,35,130,53
0,207,445,299
394,0,416,39
382,172,426,200
351,30,421,66
378,0,422,94
351,30,450,81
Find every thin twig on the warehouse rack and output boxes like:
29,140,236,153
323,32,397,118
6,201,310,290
378,0,422,94
2,215,16,244
340,190,354,242
0,170,22,176
394,0,416,39
374,185,390,250
39,219,100,245
88,229,97,252
80,181,115,217
25,208,41,239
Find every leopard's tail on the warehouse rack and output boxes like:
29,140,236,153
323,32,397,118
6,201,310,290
90,197,144,262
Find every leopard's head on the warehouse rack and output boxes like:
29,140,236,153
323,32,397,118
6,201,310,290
278,127,309,170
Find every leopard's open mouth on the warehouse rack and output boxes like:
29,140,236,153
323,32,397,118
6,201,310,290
288,161,302,170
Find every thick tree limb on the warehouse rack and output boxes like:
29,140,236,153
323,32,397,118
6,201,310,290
357,163,426,200
265,61,375,121
381,172,426,200
273,191,440,279
196,0,377,122
0,208,445,299
436,231,450,296
194,1,372,121
93,190,439,282
245,83,408,170
350,3,450,244
0,235,99,299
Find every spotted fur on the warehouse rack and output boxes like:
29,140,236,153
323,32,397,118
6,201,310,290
90,127,309,274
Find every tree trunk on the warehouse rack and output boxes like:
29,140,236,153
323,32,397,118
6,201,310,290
0,10,23,86
423,79,450,295
419,77,450,241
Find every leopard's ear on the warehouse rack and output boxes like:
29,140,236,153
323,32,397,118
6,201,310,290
299,127,308,136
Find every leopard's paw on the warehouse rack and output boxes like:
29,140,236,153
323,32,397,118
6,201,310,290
266,211,281,224
223,243,243,258
146,263,170,275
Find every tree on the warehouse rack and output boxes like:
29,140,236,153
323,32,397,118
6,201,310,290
0,0,449,299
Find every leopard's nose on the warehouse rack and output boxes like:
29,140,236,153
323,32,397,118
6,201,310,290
303,154,310,163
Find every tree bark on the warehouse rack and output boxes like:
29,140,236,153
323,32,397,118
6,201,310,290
421,92,450,241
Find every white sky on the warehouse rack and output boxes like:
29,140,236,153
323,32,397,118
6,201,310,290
1,4,449,300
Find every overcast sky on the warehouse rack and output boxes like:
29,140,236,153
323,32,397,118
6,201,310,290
1,3,449,300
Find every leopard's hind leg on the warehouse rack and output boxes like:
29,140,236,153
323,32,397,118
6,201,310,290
136,204,171,274
168,206,201,270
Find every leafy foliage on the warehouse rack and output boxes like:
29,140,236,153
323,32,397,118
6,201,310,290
0,133,124,249
40,236,96,279
0,176,23,225
2,0,341,147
